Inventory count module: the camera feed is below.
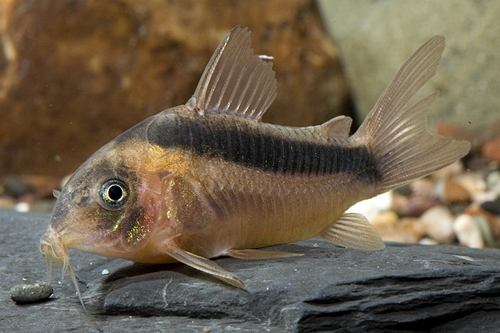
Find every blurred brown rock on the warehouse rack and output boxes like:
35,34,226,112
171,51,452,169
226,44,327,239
0,0,350,177
391,191,439,217
0,196,15,209
377,217,424,244
1,175,32,198
19,175,61,198
482,137,500,162
443,179,471,204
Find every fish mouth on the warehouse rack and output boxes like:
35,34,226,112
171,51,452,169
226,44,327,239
40,226,86,310
40,227,67,268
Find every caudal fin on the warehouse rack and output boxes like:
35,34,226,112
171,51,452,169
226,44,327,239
352,36,471,194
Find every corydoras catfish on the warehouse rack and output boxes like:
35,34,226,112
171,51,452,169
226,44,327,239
40,27,471,307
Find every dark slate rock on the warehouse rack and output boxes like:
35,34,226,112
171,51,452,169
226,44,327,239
481,198,500,216
1,208,500,332
2,175,33,197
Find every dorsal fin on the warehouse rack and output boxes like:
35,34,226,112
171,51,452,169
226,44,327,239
186,27,277,121
306,115,353,138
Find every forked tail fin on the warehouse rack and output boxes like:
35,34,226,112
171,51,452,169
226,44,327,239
351,36,471,194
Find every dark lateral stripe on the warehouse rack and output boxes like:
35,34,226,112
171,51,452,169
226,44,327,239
148,114,381,182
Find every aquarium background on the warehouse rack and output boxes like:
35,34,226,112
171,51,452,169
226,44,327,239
0,0,499,248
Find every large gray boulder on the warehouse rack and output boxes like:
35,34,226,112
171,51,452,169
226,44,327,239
318,0,500,129
1,208,499,332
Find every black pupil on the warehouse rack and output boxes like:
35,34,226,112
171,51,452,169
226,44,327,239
108,185,123,201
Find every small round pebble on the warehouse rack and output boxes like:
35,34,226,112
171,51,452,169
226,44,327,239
10,282,53,304
444,180,471,203
453,214,484,248
420,205,455,244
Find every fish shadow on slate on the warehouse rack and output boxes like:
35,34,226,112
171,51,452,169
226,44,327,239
93,261,238,317
92,242,320,320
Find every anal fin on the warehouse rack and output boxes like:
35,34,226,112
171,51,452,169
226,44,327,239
226,248,303,260
162,241,245,289
320,213,386,250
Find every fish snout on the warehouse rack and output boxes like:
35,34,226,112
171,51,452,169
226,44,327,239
40,227,68,267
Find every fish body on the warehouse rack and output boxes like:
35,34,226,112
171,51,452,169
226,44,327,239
40,27,471,306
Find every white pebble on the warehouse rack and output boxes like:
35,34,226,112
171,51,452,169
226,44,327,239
456,173,487,195
472,191,498,205
101,269,110,275
15,202,30,213
419,237,438,245
347,192,392,221
420,206,455,244
453,214,484,248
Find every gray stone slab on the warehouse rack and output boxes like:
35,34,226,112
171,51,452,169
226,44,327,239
1,208,500,332
318,0,500,129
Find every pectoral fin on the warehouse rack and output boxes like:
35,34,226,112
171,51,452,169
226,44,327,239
162,241,245,289
320,213,386,250
226,248,303,260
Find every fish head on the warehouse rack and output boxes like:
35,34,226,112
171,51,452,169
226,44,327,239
39,116,188,307
40,126,178,269
40,138,149,308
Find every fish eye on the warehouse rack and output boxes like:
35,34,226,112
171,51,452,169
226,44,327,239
99,179,129,209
